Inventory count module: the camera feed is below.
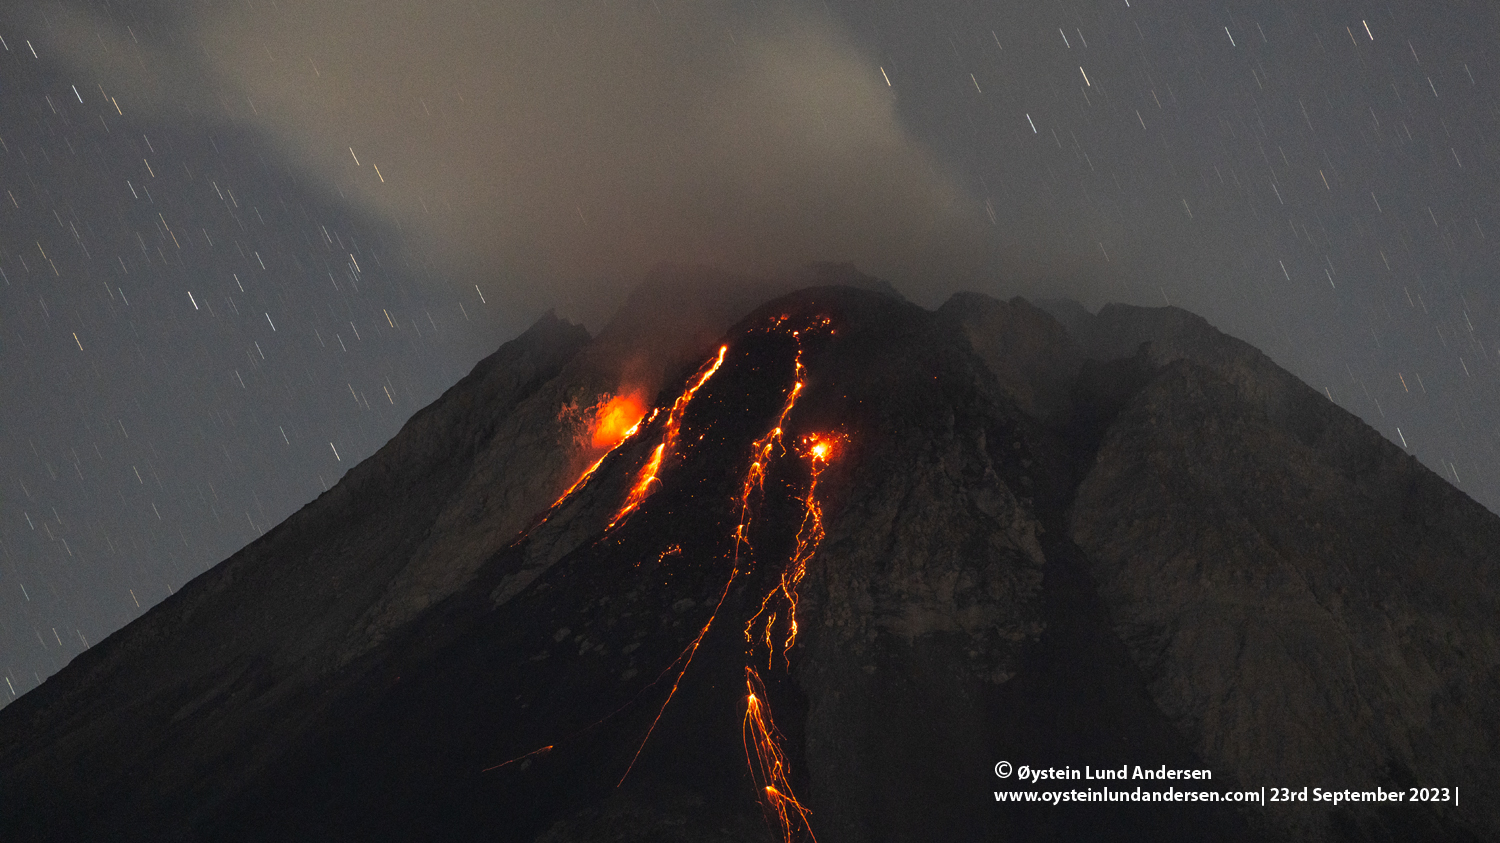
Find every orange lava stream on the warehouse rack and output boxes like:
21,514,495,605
727,320,833,842
481,744,553,772
547,407,660,512
618,337,812,789
747,433,838,669
734,352,807,563
744,667,818,843
592,392,649,450
497,320,840,843
607,345,728,531
738,431,839,843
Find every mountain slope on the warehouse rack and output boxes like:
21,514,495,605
0,275,1494,843
1060,304,1500,842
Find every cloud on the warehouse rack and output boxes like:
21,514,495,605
18,0,988,320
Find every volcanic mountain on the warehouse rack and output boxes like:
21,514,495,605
1,265,1495,842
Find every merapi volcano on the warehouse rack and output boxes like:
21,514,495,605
1,265,1495,843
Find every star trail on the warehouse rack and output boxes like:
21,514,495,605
1,0,1497,707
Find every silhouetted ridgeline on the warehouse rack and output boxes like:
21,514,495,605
1,265,1494,842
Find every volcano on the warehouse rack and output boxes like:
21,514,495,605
1,265,1495,842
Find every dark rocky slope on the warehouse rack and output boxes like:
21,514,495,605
1053,302,1500,843
0,272,1493,843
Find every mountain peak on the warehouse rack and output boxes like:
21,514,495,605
2,272,1494,843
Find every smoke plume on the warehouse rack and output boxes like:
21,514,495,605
20,0,988,320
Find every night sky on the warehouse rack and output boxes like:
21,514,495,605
2,0,1497,706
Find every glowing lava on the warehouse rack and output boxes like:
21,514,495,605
744,667,818,843
737,429,840,843
617,339,805,786
544,406,659,514
591,391,649,450
722,318,837,842
607,345,727,531
493,319,842,843
733,352,806,561
748,432,841,669
623,322,831,841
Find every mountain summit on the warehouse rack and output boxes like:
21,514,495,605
1,269,1495,842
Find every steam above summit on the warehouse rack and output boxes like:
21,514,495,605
1,269,1495,842
13,1,988,317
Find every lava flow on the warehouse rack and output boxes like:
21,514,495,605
736,428,839,843
618,331,813,788
747,432,840,670
733,351,807,562
591,391,649,450
542,404,658,516
722,322,834,842
607,345,728,531
744,667,817,843
541,346,723,524
493,319,838,843
620,320,832,842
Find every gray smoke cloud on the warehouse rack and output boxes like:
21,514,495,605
21,0,989,322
